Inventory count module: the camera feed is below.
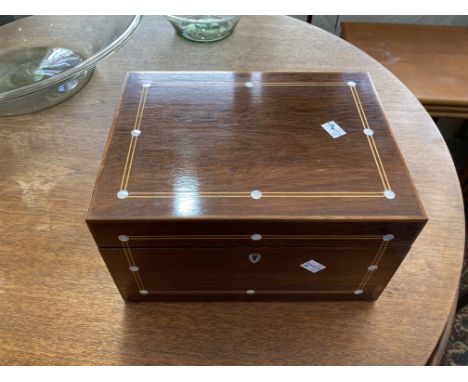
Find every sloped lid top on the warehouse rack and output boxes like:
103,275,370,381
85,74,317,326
87,71,426,222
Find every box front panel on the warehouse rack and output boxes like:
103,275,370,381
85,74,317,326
100,245,408,300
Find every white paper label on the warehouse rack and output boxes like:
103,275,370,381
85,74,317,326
300,259,326,273
321,121,346,139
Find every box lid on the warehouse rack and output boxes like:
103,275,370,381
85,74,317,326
87,71,426,223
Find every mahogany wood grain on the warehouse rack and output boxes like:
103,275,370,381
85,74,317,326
0,16,464,365
87,72,425,221
86,71,425,301
88,220,425,248
341,23,468,112
100,245,408,301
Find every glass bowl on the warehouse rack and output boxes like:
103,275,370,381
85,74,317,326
166,15,240,42
0,15,141,116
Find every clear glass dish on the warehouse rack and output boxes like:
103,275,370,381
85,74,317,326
0,15,141,116
166,15,240,42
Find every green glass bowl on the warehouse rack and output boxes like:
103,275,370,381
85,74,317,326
166,15,240,42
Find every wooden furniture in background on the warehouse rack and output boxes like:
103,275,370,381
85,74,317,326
0,16,464,365
341,22,468,119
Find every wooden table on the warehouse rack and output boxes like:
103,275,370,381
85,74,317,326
341,23,468,119
0,16,465,365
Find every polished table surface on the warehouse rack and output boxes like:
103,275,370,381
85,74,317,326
0,16,465,365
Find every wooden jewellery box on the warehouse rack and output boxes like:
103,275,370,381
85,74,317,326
86,71,427,301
